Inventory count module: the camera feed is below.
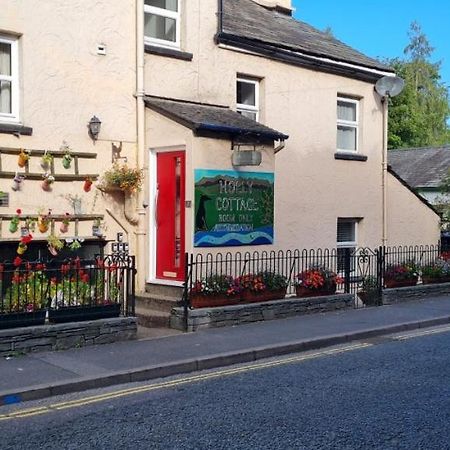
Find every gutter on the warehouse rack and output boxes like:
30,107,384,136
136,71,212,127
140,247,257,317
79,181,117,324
135,0,147,290
216,33,394,83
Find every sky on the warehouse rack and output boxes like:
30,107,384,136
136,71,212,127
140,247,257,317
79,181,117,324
292,0,450,88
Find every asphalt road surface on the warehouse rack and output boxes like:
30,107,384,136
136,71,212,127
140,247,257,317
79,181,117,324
2,326,450,449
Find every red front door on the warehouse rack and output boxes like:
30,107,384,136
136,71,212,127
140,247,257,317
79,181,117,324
156,151,185,281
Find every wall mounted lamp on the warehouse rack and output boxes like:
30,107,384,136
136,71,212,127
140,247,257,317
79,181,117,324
88,115,102,141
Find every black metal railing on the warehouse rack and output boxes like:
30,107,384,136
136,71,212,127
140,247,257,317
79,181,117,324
183,244,446,310
0,254,136,319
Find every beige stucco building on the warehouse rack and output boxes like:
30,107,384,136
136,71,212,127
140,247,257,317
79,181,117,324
0,0,440,300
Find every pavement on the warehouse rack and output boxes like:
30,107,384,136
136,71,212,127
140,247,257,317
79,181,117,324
2,295,450,405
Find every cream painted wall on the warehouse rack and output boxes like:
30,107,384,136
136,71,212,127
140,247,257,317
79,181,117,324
0,1,138,254
387,174,440,246
145,109,276,277
144,1,392,252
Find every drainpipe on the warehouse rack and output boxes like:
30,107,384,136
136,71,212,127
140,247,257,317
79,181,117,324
381,97,388,248
135,0,147,291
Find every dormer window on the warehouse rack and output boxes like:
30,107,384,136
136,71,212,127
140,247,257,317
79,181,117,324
144,0,180,49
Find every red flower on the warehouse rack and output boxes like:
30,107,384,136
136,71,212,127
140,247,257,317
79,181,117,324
25,262,32,271
36,263,46,271
13,256,22,267
73,257,81,268
60,263,70,275
16,208,22,215
81,273,89,283
51,277,57,285
12,273,22,284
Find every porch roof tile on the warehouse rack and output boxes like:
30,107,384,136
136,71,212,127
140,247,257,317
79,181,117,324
144,96,289,143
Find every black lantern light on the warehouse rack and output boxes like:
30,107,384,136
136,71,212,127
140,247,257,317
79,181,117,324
88,115,102,141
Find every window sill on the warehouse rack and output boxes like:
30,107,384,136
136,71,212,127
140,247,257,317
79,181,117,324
0,123,33,136
144,44,193,61
334,152,368,162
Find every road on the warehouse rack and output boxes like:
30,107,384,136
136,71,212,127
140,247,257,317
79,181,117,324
2,326,450,449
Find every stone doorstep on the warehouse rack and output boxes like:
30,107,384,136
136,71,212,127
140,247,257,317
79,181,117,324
171,294,354,331
0,317,137,356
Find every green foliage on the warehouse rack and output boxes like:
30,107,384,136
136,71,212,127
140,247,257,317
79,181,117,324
386,22,450,149
102,163,143,193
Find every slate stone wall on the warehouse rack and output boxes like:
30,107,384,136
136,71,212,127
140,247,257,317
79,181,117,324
0,317,137,356
171,294,354,331
383,282,450,304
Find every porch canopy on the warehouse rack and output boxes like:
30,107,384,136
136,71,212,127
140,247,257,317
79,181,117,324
144,95,288,144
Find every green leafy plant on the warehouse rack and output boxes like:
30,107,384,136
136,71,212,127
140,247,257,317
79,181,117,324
421,259,450,280
258,271,288,291
101,163,143,193
191,275,240,297
4,263,49,312
296,267,342,291
384,262,418,281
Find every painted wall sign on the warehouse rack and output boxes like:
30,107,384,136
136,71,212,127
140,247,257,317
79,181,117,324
194,169,274,247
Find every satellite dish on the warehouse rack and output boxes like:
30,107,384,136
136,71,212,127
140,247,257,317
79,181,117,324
375,76,405,98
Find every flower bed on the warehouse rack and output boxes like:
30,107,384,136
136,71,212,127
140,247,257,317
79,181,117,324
189,272,288,308
0,257,125,328
295,268,341,298
384,263,418,288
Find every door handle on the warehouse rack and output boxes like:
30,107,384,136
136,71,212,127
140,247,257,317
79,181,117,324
154,184,159,227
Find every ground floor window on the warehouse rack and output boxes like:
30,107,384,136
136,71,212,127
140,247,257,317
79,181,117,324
337,218,358,271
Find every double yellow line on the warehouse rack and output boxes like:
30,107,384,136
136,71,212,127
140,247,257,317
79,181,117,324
0,342,371,421
393,324,450,341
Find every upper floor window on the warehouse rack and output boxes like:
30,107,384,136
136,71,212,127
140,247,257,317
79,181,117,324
237,77,259,121
144,0,180,49
0,35,19,123
337,97,359,152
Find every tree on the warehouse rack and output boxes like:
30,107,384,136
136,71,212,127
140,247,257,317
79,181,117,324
387,22,450,149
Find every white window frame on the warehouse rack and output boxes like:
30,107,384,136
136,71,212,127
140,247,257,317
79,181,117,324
144,1,180,49
337,219,358,272
336,96,359,153
236,77,260,122
0,35,19,123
